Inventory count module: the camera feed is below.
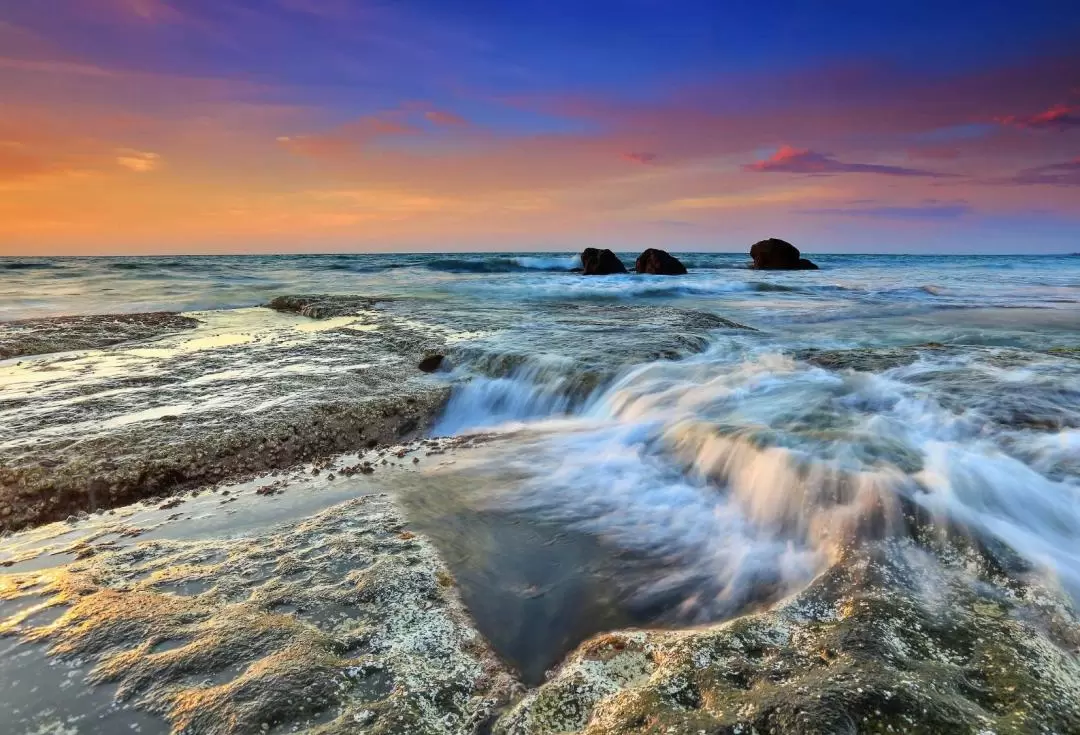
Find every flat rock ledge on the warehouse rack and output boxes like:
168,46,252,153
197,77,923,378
0,296,450,532
0,312,200,360
0,493,522,734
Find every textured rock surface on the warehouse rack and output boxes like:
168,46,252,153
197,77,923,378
0,301,450,532
497,540,1080,735
581,249,628,275
0,312,200,360
634,249,687,276
750,239,818,270
0,493,520,735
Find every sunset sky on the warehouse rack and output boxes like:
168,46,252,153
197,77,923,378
1,0,1079,254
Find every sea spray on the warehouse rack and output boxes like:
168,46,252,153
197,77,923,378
431,344,1080,619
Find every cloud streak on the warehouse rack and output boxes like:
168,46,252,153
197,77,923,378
1007,157,1080,186
797,201,971,219
743,145,955,177
996,104,1080,131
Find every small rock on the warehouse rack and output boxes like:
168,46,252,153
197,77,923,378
418,355,444,372
635,248,687,275
750,238,819,270
580,248,627,275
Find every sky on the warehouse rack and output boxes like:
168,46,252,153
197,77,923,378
1,0,1079,255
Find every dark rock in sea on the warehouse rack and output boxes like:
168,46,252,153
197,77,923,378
750,238,818,270
634,248,687,275
418,354,444,372
580,248,627,275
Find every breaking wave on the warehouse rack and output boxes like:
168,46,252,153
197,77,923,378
435,344,1080,619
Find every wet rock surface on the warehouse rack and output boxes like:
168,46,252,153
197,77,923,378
581,249,628,276
0,492,519,735
266,295,390,320
750,239,819,270
0,312,200,360
0,303,450,532
634,249,687,276
497,539,1080,735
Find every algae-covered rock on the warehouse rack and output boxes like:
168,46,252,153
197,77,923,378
497,541,1080,735
0,312,200,360
0,494,520,735
0,301,450,532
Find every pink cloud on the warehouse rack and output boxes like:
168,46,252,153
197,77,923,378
996,103,1080,130
423,109,467,126
743,145,953,177
621,151,657,164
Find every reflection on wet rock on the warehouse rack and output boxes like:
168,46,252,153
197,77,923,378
0,495,518,735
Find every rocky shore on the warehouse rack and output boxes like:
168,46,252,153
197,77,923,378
3,254,1080,735
0,298,450,531
0,295,750,531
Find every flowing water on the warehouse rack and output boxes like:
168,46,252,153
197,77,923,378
2,252,1080,731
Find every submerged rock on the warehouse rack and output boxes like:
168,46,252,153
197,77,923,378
497,540,1080,734
750,238,819,270
0,312,200,360
634,249,687,275
581,249,627,275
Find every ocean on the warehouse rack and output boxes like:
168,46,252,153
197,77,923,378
1,251,1079,733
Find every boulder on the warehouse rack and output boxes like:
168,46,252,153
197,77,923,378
634,248,687,275
750,238,818,270
580,248,627,275
418,354,445,372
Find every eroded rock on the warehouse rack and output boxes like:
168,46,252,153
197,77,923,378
634,249,687,276
0,301,450,532
0,312,200,360
750,239,819,270
581,249,627,276
497,540,1080,735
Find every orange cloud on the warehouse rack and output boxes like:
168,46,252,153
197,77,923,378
115,149,162,172
0,143,51,181
621,151,657,164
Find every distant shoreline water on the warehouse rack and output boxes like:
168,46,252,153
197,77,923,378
2,252,1078,321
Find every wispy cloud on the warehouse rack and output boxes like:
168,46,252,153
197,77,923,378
621,151,657,164
1007,157,1080,186
744,145,955,177
797,200,971,219
116,149,161,172
423,109,467,126
996,103,1080,131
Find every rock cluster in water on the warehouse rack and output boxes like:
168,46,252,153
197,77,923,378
579,241,820,275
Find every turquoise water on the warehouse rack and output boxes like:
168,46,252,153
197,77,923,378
2,252,1078,321
2,251,1080,616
